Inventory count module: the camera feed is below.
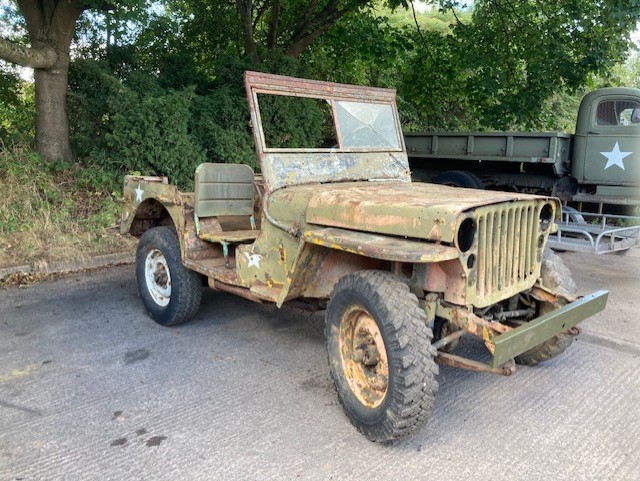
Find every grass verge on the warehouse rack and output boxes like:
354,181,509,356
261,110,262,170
0,144,135,267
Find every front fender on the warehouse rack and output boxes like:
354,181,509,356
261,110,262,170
301,227,459,263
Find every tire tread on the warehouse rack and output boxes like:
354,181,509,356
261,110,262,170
326,270,439,442
136,226,202,326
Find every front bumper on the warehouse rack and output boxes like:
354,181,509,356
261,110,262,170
490,290,609,367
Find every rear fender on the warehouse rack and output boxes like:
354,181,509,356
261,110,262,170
121,175,186,237
121,176,220,263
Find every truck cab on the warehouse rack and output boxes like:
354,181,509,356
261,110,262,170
572,87,640,204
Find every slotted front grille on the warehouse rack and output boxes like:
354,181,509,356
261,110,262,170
475,202,542,299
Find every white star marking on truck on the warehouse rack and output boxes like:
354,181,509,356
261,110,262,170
244,252,261,268
135,183,144,202
600,142,632,170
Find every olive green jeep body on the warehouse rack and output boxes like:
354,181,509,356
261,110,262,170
121,72,608,442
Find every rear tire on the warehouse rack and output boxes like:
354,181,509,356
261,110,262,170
432,170,484,189
136,226,202,326
326,271,439,442
515,249,576,365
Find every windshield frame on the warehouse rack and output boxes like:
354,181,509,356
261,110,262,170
244,71,410,191
248,81,404,154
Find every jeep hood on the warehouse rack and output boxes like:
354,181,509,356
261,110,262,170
299,181,553,244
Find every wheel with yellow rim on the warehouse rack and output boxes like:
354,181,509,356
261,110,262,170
326,270,439,442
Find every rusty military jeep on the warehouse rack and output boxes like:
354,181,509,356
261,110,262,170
121,71,608,442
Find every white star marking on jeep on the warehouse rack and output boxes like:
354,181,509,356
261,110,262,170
600,142,632,170
244,252,261,268
135,183,144,202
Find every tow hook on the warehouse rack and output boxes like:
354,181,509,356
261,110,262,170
567,326,581,336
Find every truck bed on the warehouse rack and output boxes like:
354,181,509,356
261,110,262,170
405,131,573,176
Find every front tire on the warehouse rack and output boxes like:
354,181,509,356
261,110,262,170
515,249,577,365
136,226,202,326
326,271,439,442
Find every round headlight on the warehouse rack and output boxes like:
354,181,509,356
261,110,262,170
539,203,554,232
457,217,476,253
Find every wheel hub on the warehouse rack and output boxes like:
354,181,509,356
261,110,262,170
338,305,388,408
145,249,171,307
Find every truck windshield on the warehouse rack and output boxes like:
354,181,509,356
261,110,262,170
596,99,640,126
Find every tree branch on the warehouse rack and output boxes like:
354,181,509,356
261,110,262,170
285,22,333,56
0,36,58,68
292,0,318,37
17,0,45,38
252,0,271,29
286,0,371,55
49,0,83,46
410,1,425,45
42,0,56,32
289,0,338,42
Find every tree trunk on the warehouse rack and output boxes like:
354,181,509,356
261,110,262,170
34,60,73,161
236,0,259,64
0,0,83,162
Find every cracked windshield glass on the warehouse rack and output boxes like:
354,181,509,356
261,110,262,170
335,101,400,149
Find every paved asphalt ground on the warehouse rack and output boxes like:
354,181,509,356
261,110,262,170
1,251,639,481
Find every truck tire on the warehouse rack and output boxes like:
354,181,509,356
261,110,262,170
136,226,202,326
432,170,484,189
514,249,577,365
561,205,586,224
326,271,439,442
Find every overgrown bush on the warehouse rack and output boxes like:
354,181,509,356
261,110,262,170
70,59,205,189
68,59,122,159
68,52,331,186
190,89,257,168
106,86,206,189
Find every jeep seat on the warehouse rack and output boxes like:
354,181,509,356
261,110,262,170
194,163,259,247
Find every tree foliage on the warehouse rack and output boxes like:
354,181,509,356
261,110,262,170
402,0,640,130
0,64,35,145
2,0,640,173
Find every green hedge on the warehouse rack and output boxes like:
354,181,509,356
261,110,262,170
67,54,327,189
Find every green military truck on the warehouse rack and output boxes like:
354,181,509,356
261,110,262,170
121,72,607,442
405,88,640,254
